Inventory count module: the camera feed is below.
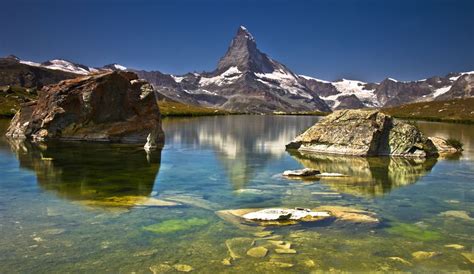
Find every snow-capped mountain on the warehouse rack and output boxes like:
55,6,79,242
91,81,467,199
135,26,472,112
136,26,331,113
297,72,474,109
18,59,98,75
2,25,473,113
14,56,128,75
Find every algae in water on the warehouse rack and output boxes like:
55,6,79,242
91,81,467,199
387,223,441,241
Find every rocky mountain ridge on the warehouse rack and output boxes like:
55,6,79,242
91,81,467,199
2,26,473,112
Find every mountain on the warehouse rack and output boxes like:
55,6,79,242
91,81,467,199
0,55,77,89
136,26,332,113
2,25,473,113
137,26,472,112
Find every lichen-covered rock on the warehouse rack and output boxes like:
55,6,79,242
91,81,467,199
6,71,164,148
286,109,438,157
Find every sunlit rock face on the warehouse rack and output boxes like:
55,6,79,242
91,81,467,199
6,71,164,147
289,150,437,197
6,139,162,208
287,109,439,157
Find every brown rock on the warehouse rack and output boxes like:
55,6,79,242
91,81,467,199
6,71,164,148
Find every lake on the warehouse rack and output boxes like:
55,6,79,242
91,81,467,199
0,116,473,272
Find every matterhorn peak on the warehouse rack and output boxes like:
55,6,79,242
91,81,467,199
237,25,255,42
216,25,275,74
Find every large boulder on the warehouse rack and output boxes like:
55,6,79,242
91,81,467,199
286,109,439,157
6,71,164,148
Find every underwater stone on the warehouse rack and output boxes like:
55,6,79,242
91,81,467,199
388,257,412,266
242,208,330,222
439,210,473,220
411,251,441,260
312,205,379,223
283,168,321,177
225,237,255,259
246,246,268,258
173,264,193,272
444,244,465,250
275,249,297,254
461,252,474,264
253,231,273,238
149,264,173,274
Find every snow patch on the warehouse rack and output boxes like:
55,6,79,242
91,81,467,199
19,60,41,67
298,75,330,83
255,69,313,99
433,86,451,97
112,64,127,71
171,75,184,83
199,66,242,86
323,79,379,108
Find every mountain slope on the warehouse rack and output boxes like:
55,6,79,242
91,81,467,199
0,55,78,88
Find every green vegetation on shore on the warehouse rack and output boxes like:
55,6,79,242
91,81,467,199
272,110,330,116
383,98,474,124
0,86,36,117
158,100,235,117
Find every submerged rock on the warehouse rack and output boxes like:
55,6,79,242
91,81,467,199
444,244,465,250
6,71,164,149
225,237,255,259
388,257,412,266
411,251,441,260
439,210,473,220
312,205,379,224
173,264,193,272
461,252,474,264
283,168,321,177
286,109,443,157
242,208,330,222
217,206,377,228
246,246,268,258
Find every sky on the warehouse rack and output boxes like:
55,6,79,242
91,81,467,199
1,0,473,82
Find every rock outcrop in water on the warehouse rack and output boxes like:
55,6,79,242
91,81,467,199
286,109,442,157
6,71,164,147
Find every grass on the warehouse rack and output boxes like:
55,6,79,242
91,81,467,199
0,85,37,117
272,110,330,116
445,138,464,150
158,100,235,117
383,98,474,124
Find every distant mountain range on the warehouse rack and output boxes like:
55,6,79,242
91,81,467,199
1,26,472,113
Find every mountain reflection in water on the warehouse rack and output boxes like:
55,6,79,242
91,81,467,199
6,139,162,208
289,150,438,197
162,115,320,189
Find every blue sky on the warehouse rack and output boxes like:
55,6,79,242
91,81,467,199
1,0,473,82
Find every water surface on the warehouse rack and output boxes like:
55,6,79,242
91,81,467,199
0,116,473,273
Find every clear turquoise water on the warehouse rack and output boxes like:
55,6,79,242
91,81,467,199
0,116,473,273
